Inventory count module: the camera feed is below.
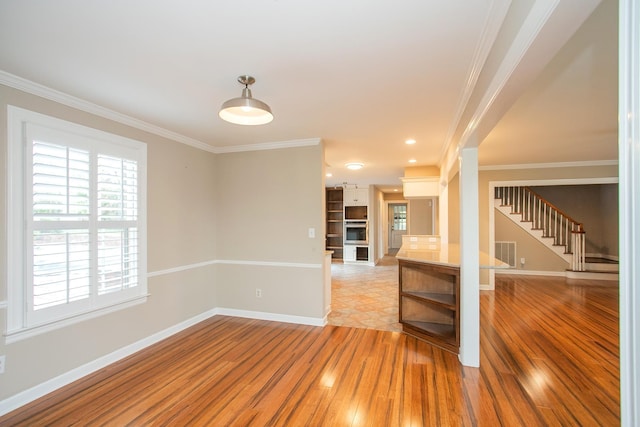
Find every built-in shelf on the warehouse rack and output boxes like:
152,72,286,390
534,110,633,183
325,188,344,260
398,259,460,354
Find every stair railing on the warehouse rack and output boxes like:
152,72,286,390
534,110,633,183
494,186,586,271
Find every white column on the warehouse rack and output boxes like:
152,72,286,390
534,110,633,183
458,147,480,367
619,0,639,425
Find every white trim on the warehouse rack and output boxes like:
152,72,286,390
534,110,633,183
214,138,321,153
494,269,618,281
216,259,322,269
439,0,512,162
459,147,480,367
0,71,320,156
0,71,216,154
619,0,640,424
0,307,219,416
147,258,322,278
215,307,326,327
147,260,217,278
490,177,618,187
4,296,148,344
0,300,7,309
443,0,562,176
479,160,619,171
495,269,567,277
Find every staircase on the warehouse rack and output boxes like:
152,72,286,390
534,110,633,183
494,186,587,271
494,186,618,280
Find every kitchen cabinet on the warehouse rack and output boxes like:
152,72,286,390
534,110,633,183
343,187,368,206
344,245,369,263
398,259,460,354
343,245,356,261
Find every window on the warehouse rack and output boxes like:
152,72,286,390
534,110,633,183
392,204,407,231
7,106,147,340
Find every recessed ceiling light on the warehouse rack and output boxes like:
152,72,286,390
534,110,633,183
326,172,332,177
408,159,417,163
345,162,364,170
393,189,399,192
405,139,416,145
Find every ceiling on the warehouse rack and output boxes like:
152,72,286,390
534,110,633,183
0,1,618,192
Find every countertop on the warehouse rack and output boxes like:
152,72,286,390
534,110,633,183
396,243,509,269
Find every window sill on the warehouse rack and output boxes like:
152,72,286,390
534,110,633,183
4,294,149,344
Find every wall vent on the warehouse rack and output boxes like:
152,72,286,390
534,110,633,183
495,241,516,268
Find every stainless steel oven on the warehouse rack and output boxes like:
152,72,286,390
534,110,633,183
344,221,368,245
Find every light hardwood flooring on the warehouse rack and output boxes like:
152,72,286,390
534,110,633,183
0,271,619,426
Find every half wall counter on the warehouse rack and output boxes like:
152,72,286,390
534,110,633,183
396,235,507,353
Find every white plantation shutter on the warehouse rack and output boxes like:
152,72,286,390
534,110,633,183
97,155,140,295
7,106,147,336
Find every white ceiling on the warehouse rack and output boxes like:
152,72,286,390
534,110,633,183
0,1,617,191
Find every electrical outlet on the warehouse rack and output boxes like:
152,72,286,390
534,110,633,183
308,227,315,238
0,355,5,374
255,288,262,298
520,257,526,265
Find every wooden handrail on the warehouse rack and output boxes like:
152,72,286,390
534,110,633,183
524,186,584,232
494,185,586,271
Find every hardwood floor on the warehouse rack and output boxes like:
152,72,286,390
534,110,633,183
0,275,619,426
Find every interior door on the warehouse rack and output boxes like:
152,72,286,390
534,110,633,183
388,203,407,251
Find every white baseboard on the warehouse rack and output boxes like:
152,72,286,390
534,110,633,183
495,269,567,277
0,308,219,416
0,307,327,416
215,307,326,327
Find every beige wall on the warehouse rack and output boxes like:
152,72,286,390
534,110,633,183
214,146,325,318
531,184,618,257
447,164,618,277
0,85,326,403
495,210,569,271
408,199,435,235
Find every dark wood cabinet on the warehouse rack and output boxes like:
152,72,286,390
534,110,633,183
398,259,460,353
326,188,343,259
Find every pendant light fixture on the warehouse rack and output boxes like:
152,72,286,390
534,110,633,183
219,75,273,125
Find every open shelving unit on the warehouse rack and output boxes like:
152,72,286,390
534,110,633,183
325,187,343,259
398,259,460,353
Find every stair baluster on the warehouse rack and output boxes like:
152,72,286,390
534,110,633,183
495,186,585,271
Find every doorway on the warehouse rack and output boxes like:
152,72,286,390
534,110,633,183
388,203,407,255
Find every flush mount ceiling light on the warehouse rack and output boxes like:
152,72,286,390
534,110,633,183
345,162,364,170
405,139,416,145
219,75,273,125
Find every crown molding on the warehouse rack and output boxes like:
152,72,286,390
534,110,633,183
0,70,217,153
439,0,512,166
213,138,322,154
1,70,319,155
479,159,618,171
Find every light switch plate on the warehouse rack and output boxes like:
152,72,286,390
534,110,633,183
308,228,315,238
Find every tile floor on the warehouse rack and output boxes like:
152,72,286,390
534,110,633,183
327,255,402,332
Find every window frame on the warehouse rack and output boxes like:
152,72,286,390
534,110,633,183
6,106,147,343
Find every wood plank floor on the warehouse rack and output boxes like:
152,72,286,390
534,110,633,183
0,275,619,426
